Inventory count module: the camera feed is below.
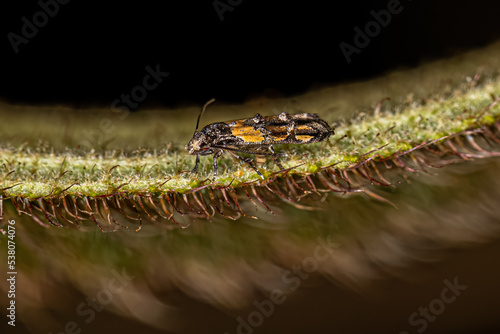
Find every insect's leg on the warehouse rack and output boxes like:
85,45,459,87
191,155,200,173
212,150,223,181
227,150,264,179
269,146,285,170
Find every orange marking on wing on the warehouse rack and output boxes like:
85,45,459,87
271,135,288,141
232,126,254,135
296,124,312,131
232,126,265,143
296,135,314,142
240,134,265,143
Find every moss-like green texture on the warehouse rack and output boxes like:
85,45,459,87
2,42,500,199
1,77,499,199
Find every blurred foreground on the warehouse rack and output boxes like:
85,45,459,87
1,155,500,334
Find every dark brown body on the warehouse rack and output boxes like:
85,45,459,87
210,112,332,147
186,111,334,180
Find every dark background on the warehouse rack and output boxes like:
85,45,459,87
2,0,500,109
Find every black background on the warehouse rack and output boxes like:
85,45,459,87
2,0,500,109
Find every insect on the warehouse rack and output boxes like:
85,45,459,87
186,99,335,180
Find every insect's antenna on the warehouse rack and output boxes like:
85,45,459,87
194,98,216,135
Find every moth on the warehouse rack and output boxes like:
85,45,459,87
186,99,335,180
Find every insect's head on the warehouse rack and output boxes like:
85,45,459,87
186,98,216,156
186,131,214,155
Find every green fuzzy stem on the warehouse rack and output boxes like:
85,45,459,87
3,39,500,200
1,77,499,199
